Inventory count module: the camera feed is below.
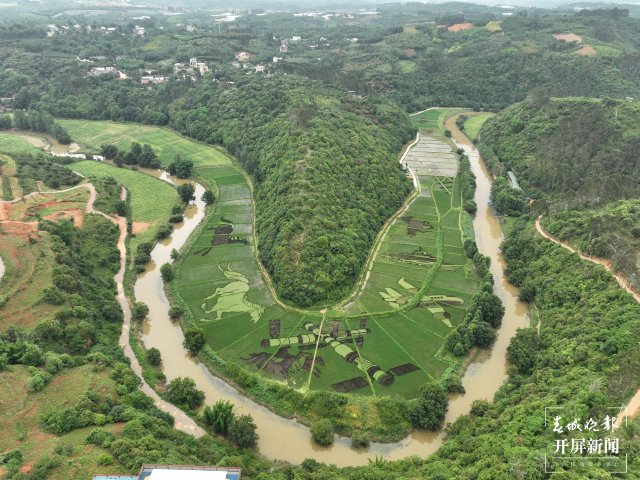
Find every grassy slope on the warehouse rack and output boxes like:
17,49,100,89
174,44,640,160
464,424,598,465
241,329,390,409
0,233,62,331
58,120,231,168
0,133,42,156
0,364,126,478
71,161,178,249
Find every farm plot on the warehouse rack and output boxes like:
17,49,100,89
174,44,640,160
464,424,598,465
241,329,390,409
80,117,481,399
5,188,89,226
462,113,494,140
332,134,478,398
71,160,178,249
0,133,43,156
59,120,232,168
410,108,462,132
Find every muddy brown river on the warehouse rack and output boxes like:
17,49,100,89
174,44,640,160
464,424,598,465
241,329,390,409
4,121,529,464
132,114,530,466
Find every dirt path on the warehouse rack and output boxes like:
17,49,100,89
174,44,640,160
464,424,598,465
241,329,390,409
2,181,205,437
535,215,640,425
99,186,205,438
535,216,640,302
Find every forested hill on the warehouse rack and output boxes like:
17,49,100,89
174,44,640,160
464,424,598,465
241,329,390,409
542,199,640,291
478,97,640,206
169,77,414,306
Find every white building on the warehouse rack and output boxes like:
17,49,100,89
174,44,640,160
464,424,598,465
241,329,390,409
141,76,167,85
190,57,209,74
88,66,117,77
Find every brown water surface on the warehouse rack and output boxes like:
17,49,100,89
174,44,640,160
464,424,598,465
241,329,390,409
2,129,77,154
132,114,529,466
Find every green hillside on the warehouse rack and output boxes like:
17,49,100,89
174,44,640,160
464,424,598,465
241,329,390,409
479,97,640,205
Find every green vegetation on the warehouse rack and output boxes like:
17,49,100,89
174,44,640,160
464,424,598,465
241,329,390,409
542,199,640,291
410,108,461,131
11,110,72,144
409,383,448,430
1,4,639,478
165,377,205,411
0,133,44,156
10,152,80,191
310,419,335,447
461,113,494,140
228,415,259,449
59,120,231,168
479,97,640,204
71,161,178,249
203,400,234,436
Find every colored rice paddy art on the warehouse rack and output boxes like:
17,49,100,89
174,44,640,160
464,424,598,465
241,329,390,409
200,264,265,323
400,215,432,236
378,278,463,327
379,247,435,267
193,217,249,256
245,319,420,393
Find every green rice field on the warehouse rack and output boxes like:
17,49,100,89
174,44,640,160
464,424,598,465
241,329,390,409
462,113,494,140
59,120,232,168
63,119,481,399
410,108,462,131
174,128,479,398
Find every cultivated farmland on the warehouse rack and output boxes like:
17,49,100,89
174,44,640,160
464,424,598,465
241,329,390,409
71,161,178,249
58,120,231,168
462,113,494,140
174,126,479,398
59,119,480,400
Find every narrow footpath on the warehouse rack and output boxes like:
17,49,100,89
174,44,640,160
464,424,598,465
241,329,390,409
1,181,206,437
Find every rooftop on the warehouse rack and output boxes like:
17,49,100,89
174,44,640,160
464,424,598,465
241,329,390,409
94,465,241,480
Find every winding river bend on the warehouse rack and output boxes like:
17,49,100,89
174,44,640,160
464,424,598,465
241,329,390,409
132,115,530,467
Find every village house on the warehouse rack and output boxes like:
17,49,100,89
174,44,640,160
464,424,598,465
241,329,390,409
235,51,252,61
190,57,209,75
133,25,145,36
88,66,118,77
255,65,266,73
93,464,241,480
140,75,167,85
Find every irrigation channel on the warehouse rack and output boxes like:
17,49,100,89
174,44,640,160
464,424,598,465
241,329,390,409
3,121,529,465
131,113,530,466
